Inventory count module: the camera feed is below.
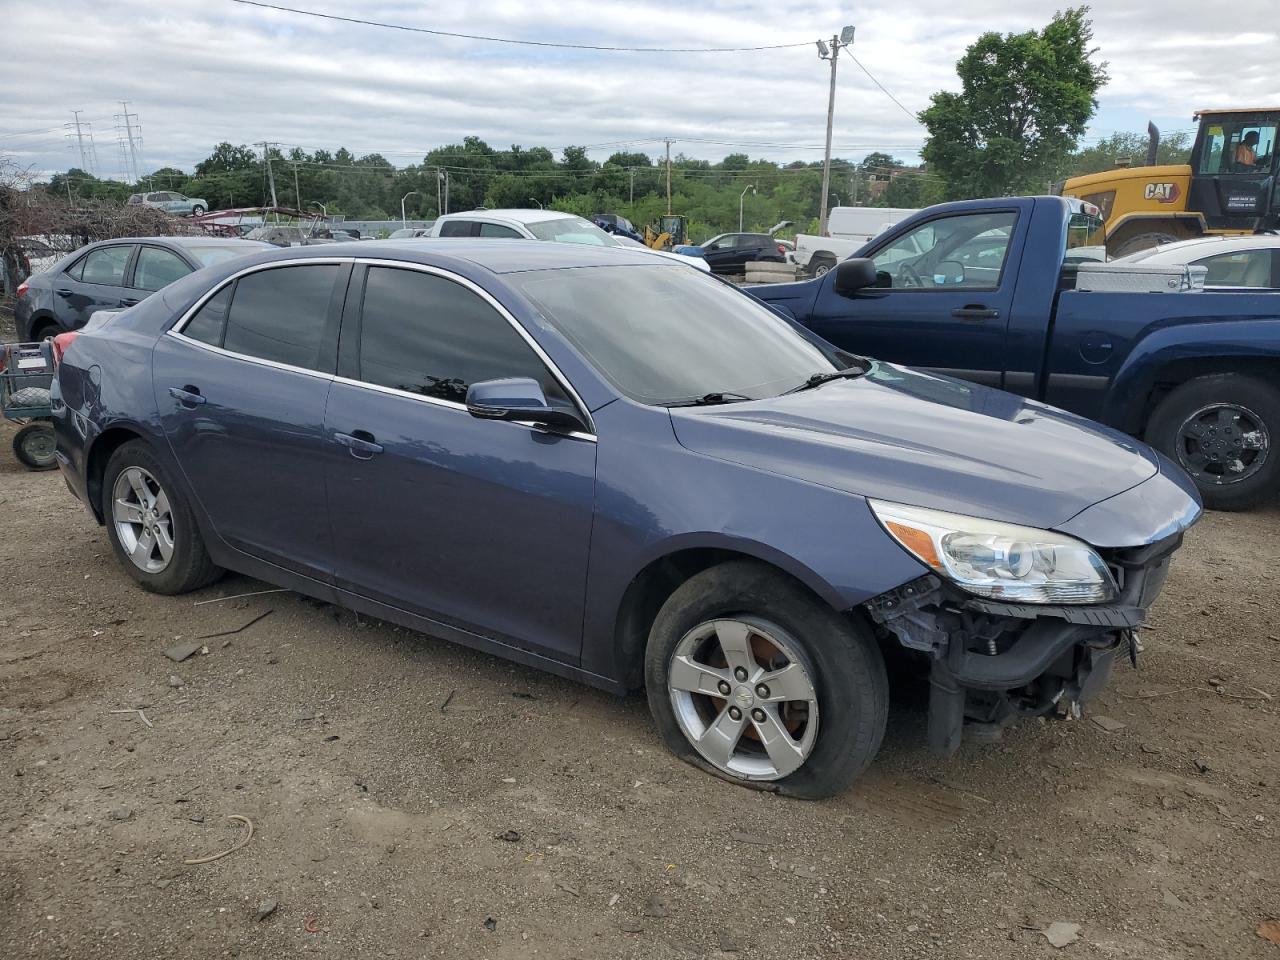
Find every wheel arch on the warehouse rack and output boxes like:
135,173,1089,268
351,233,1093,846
1105,212,1206,252
609,540,847,692
84,423,152,523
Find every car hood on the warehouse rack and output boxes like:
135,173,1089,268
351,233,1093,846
669,363,1161,534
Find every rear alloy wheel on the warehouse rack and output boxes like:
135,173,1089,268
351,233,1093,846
1147,374,1280,510
13,423,57,470
645,560,888,799
190,204,206,216
103,441,223,593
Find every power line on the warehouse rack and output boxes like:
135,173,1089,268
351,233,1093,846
227,0,814,52
848,55,920,124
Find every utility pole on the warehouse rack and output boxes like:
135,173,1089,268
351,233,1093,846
665,139,673,215
816,26,855,236
114,102,143,183
65,111,97,175
292,162,301,210
258,142,278,208
627,167,636,207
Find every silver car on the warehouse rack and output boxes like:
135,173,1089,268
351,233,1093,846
126,191,209,217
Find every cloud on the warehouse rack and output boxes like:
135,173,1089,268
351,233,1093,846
2,0,1277,178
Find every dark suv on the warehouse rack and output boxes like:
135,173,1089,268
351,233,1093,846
15,237,271,341
695,233,788,275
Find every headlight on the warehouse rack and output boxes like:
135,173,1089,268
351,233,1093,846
869,500,1117,604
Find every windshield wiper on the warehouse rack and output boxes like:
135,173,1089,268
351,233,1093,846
782,363,870,395
664,392,755,407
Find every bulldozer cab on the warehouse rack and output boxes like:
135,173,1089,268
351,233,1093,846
643,215,689,250
1188,109,1280,230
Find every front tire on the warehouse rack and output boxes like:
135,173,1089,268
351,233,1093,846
190,204,206,216
644,561,888,799
102,440,223,593
1146,374,1280,510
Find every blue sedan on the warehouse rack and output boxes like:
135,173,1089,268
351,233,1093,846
49,240,1201,797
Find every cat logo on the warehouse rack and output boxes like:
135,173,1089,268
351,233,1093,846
1143,182,1181,203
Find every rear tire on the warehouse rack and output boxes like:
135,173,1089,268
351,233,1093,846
1146,374,1280,511
30,320,60,342
809,254,837,278
644,560,888,799
102,440,223,593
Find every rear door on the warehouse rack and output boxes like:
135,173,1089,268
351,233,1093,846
58,243,138,329
701,234,741,273
153,261,348,579
802,209,1024,386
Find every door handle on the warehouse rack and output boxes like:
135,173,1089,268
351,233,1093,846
119,298,140,307
168,385,206,407
56,289,74,298
333,430,384,459
951,305,1000,321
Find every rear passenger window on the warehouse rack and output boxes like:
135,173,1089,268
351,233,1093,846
221,265,338,371
65,256,86,281
357,266,568,405
479,223,522,238
438,220,477,238
133,247,192,292
81,245,133,285
182,286,232,346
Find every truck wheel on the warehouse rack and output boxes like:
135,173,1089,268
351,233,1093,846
809,254,837,278
644,560,888,799
1114,232,1178,257
1146,374,1280,511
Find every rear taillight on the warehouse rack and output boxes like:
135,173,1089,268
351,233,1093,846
15,281,28,298
51,331,79,367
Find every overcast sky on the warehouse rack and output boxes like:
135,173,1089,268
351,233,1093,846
2,0,1278,179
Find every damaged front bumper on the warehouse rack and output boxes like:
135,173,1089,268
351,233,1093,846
864,532,1182,755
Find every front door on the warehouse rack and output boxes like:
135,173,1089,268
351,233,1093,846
804,210,1023,386
323,264,596,662
153,261,347,580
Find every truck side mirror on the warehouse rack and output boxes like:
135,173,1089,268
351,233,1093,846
833,258,878,296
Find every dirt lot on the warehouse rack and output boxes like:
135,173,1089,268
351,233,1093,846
1,416,1278,959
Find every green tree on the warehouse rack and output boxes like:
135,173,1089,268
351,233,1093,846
1060,129,1191,178
195,143,258,177
920,6,1108,198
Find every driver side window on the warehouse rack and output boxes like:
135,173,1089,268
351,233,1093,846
869,212,1016,290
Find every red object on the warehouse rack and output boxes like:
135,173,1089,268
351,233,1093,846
15,280,28,298
51,331,79,366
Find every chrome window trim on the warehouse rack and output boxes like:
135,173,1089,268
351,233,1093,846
164,255,598,440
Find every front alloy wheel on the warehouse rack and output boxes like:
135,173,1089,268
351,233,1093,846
668,618,819,780
112,466,174,573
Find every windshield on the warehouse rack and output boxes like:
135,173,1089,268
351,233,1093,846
514,264,840,404
182,243,271,267
527,217,621,247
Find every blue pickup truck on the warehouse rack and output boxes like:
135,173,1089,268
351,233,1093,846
750,196,1280,510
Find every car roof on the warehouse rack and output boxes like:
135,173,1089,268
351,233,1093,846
437,208,584,226
232,238,670,274
1120,234,1280,263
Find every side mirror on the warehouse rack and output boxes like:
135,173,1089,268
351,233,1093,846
832,257,878,296
935,260,966,285
465,377,585,432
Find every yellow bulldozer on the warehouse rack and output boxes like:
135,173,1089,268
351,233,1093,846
1061,108,1280,256
643,214,689,250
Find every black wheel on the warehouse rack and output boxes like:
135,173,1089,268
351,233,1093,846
1113,232,1179,258
102,440,223,593
13,423,56,470
190,204,206,216
809,254,836,279
1146,374,1280,511
644,560,888,799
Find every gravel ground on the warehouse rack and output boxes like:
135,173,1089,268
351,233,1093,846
1,401,1278,958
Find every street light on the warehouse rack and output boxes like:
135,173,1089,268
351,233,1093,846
529,197,543,209
309,201,327,224
739,183,755,232
401,190,419,227
816,25,855,237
